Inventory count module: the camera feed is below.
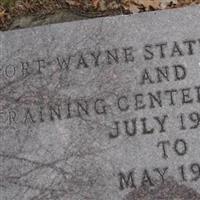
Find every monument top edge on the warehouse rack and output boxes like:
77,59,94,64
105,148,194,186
1,4,200,34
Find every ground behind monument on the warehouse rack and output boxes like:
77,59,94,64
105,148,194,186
0,0,200,30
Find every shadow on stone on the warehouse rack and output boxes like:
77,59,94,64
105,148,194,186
124,178,200,200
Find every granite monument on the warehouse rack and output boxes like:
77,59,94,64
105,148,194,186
1,5,200,200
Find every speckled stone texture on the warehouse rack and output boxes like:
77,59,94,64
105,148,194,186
1,5,200,200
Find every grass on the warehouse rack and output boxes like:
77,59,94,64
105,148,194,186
0,0,65,28
1,0,15,7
